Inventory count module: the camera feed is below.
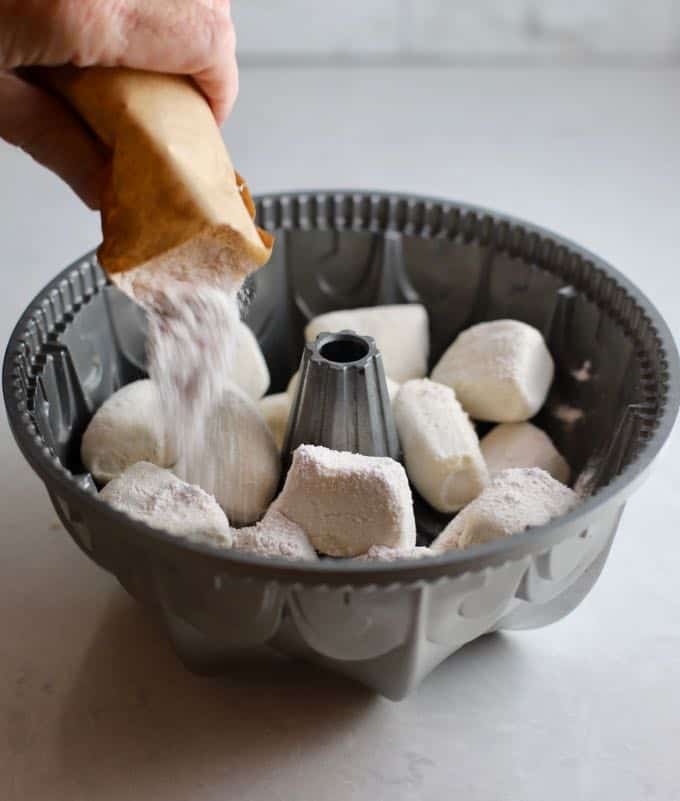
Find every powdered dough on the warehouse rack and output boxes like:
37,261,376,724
233,508,317,561
287,370,400,405
431,467,579,552
177,383,280,526
286,371,299,399
431,319,554,422
258,393,291,450
480,422,570,484
232,321,270,400
305,305,429,383
394,379,488,513
274,444,416,557
81,380,175,484
355,545,433,561
100,461,232,546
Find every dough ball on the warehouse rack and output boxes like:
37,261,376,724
480,422,570,484
355,545,433,562
431,467,579,552
431,319,554,422
305,304,429,383
232,321,270,400
81,379,175,484
178,383,280,525
394,379,488,512
233,508,317,561
258,392,291,451
274,444,416,557
100,461,232,547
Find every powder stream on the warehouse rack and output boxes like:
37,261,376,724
119,268,250,514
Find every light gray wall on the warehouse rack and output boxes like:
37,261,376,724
233,1,680,65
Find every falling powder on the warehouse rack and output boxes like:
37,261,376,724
115,260,255,517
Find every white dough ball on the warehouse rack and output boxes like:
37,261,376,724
431,467,579,552
177,383,280,526
232,508,317,561
355,545,433,562
286,370,300,400
480,422,570,484
81,379,175,484
100,461,232,547
258,393,291,451
274,444,416,557
394,379,488,513
431,319,554,422
305,304,429,383
232,321,270,400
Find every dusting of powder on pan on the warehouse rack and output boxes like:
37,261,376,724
571,360,593,382
552,403,584,425
573,459,602,498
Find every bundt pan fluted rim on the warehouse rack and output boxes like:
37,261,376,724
3,190,679,589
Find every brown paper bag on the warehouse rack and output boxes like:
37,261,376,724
43,66,272,288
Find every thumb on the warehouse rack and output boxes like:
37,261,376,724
0,71,107,209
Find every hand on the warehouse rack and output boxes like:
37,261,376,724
0,0,239,208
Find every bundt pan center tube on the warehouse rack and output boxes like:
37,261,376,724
4,191,678,698
283,329,400,467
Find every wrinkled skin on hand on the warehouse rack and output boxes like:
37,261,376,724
0,0,238,206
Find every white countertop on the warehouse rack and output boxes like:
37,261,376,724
1,67,679,801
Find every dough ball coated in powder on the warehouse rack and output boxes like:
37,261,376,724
431,467,579,552
274,444,416,557
480,422,570,484
354,545,433,562
179,383,280,525
100,461,232,547
233,508,317,561
81,379,175,484
394,379,488,513
431,319,554,422
305,304,429,383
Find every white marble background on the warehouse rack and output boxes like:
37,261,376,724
234,0,680,64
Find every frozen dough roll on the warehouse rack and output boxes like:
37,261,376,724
178,383,280,525
394,379,488,513
274,444,416,557
258,393,291,451
480,422,570,484
355,545,433,562
232,321,270,400
100,461,232,547
431,467,579,552
305,304,429,383
233,509,317,561
431,319,554,422
81,379,175,484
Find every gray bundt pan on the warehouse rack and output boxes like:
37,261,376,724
4,192,679,699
